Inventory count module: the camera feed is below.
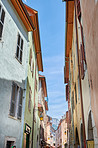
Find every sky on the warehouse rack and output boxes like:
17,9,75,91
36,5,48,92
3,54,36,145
23,0,68,120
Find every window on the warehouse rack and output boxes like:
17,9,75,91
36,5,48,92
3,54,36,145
76,0,81,22
29,49,34,77
75,83,77,104
16,33,24,63
0,4,5,40
5,137,16,148
10,82,23,119
28,87,32,112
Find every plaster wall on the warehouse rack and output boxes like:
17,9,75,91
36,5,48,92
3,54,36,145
0,0,28,82
80,0,98,138
22,31,40,148
61,120,67,148
71,15,82,146
0,79,24,148
0,1,29,148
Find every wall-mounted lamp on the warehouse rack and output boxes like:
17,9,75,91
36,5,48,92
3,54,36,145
40,113,43,121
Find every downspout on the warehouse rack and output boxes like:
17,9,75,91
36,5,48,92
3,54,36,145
74,0,86,147
20,39,29,148
31,66,36,148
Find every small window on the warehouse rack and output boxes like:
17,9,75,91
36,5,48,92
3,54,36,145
10,82,23,119
0,4,5,40
16,33,24,63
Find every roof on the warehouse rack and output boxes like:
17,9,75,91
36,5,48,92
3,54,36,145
10,0,35,31
64,1,74,83
24,5,43,72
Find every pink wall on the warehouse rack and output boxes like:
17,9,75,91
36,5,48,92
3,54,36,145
81,0,98,134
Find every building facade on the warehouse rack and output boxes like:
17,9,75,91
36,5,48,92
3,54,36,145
0,0,34,147
64,0,98,147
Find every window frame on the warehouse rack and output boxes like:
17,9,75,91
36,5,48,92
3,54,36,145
16,33,24,64
0,3,5,40
9,82,23,120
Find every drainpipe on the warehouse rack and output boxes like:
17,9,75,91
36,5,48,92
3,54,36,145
20,39,29,148
74,0,86,147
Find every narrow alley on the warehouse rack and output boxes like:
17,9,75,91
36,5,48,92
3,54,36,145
0,0,98,148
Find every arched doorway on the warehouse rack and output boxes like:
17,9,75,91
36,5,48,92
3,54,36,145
88,111,94,140
87,111,94,148
75,127,80,148
80,123,84,148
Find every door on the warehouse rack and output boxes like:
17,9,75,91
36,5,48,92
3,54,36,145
26,134,30,148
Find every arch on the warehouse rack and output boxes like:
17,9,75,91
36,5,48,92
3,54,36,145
88,110,94,140
80,123,84,148
75,127,79,145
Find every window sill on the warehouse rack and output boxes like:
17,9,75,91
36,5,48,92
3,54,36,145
8,114,21,122
15,56,22,65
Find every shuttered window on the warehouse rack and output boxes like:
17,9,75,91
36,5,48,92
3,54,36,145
10,82,23,120
16,33,24,63
17,88,23,119
0,4,5,40
10,83,18,117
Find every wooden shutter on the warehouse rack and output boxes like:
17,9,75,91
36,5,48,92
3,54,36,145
0,6,5,39
10,83,18,117
17,87,23,119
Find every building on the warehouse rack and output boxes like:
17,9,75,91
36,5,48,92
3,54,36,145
64,0,98,147
46,116,52,147
55,115,68,148
52,118,59,131
79,0,98,147
38,74,48,147
0,0,34,147
21,5,43,148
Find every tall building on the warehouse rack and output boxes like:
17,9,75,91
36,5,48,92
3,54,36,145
21,5,43,148
64,0,98,147
0,0,34,147
55,114,68,148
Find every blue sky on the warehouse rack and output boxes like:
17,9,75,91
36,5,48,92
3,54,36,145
23,0,68,119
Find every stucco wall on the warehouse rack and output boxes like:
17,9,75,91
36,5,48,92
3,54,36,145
81,71,91,139
80,0,98,136
0,79,23,147
0,0,28,82
0,1,29,148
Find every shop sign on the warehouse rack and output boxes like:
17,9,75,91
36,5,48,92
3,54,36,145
25,123,31,134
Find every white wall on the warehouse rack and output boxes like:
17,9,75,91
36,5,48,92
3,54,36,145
0,0,28,148
0,0,28,83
